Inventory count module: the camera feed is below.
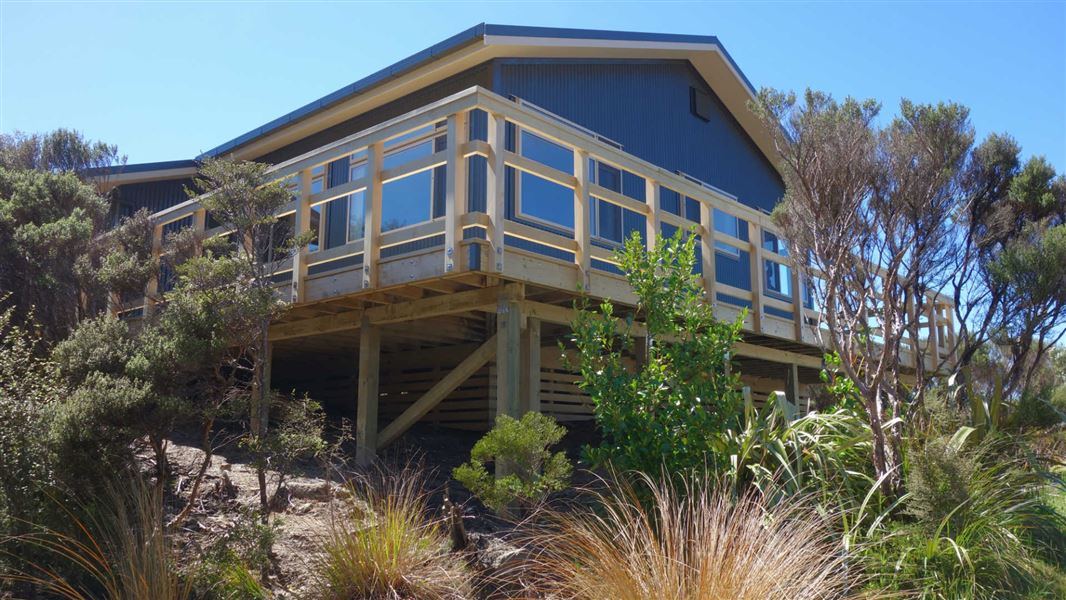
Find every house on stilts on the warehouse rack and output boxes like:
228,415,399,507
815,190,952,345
100,24,956,463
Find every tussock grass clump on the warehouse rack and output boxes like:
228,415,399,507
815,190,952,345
0,475,189,600
517,474,860,600
311,468,473,600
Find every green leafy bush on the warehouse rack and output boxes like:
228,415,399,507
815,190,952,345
570,230,743,479
453,412,572,513
190,509,276,600
715,395,873,502
860,435,1061,598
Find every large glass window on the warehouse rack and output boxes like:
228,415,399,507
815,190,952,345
310,165,325,195
519,172,574,229
521,130,572,174
762,230,789,257
382,171,433,232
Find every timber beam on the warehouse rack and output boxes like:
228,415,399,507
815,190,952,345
268,283,524,342
520,300,824,370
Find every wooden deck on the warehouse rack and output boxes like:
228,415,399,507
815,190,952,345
127,85,957,462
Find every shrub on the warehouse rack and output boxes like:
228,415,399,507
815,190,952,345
311,468,472,600
0,303,57,547
861,435,1060,598
516,474,859,600
452,412,572,514
190,509,276,600
570,230,743,479
715,396,873,502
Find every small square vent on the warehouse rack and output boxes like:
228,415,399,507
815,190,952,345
691,86,713,122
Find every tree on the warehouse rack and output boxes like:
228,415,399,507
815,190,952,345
185,156,310,513
951,149,1066,400
0,129,146,343
751,89,1066,494
570,230,744,479
752,91,976,493
0,128,124,177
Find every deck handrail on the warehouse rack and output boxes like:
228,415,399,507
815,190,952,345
132,85,955,367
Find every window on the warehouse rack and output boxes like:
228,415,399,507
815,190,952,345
518,172,574,229
660,186,681,216
310,165,325,195
762,230,789,257
382,171,433,232
592,198,623,243
520,130,573,174
347,190,365,242
713,208,742,258
764,259,793,298
691,86,713,122
379,126,444,232
685,197,701,222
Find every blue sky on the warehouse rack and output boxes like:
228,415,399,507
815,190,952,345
1,1,1063,171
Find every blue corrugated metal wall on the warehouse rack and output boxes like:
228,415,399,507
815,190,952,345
492,59,784,213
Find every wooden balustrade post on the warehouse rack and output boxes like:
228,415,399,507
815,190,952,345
791,254,803,342
645,179,660,252
700,202,716,304
928,299,940,369
574,149,591,289
363,142,383,289
144,223,163,318
748,220,764,333
486,113,507,273
291,169,311,303
444,111,468,274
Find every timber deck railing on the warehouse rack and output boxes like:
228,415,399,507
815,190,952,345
126,85,955,371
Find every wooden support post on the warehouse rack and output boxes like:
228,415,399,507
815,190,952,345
444,111,468,274
496,293,522,422
291,169,311,303
700,202,716,303
748,220,764,333
486,113,507,273
363,142,383,289
645,179,660,252
574,149,591,290
520,318,541,414
144,223,163,317
784,363,801,408
356,316,379,466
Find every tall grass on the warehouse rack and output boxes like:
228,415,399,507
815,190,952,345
515,473,861,600
0,474,189,600
310,467,473,600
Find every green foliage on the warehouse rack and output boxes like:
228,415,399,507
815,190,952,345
243,393,329,504
190,510,276,600
570,229,744,478
715,396,874,502
859,436,1063,599
453,412,572,513
0,302,58,548
0,128,123,174
0,167,109,340
49,316,183,491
